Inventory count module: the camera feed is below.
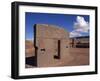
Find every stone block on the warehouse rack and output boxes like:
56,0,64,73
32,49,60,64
34,24,72,67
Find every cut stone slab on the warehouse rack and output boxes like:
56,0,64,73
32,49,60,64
34,24,73,67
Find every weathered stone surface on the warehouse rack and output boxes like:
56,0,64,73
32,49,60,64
34,24,73,67
36,24,69,39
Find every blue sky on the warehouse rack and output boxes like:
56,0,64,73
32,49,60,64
25,12,89,40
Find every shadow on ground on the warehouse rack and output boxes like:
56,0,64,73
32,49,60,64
26,56,37,67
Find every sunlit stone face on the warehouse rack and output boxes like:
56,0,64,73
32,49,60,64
34,24,72,67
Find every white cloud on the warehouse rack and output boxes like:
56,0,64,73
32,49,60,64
70,16,89,37
70,31,82,38
74,16,89,32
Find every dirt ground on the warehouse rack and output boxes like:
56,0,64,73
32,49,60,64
67,48,89,66
25,48,89,68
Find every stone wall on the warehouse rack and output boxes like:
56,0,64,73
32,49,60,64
34,24,73,67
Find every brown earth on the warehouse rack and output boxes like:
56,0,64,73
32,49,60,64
68,48,89,66
25,40,35,57
25,40,89,67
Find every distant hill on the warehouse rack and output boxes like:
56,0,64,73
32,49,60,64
25,40,35,57
70,36,89,39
